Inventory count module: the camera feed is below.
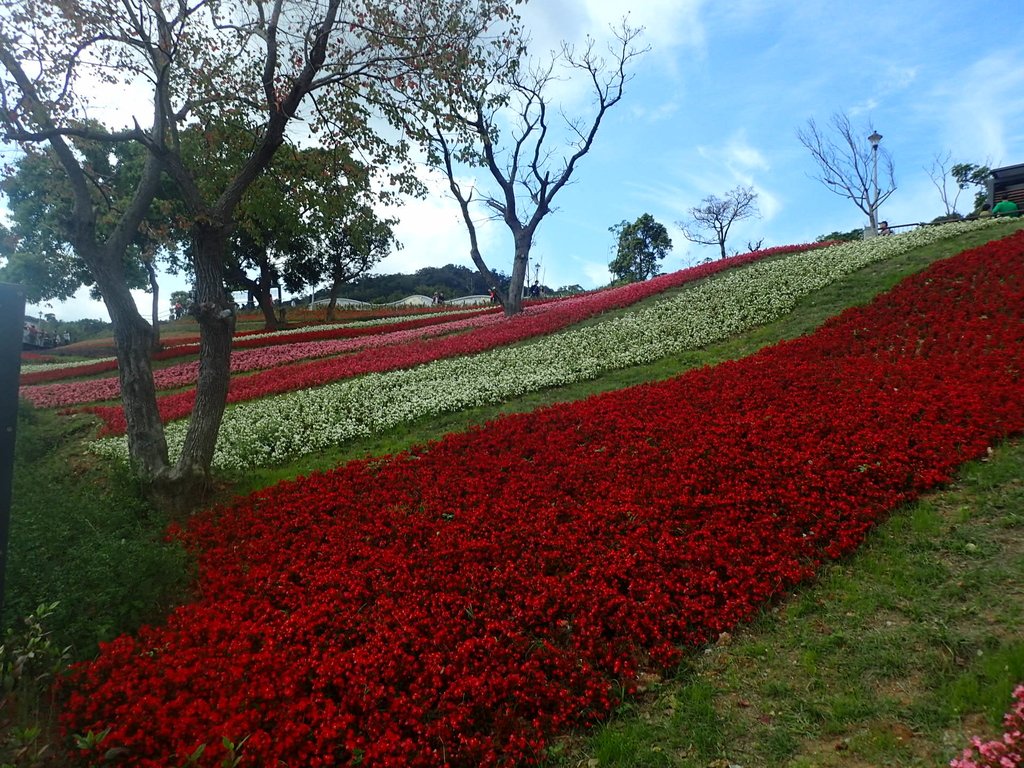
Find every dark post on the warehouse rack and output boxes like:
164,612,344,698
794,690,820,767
0,283,26,620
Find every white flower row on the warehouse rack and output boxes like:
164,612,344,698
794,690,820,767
90,219,999,470
20,358,116,375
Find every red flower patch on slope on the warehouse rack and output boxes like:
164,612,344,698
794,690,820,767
62,233,1024,766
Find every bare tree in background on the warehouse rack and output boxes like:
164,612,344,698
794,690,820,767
413,21,647,316
926,152,991,216
797,112,895,232
679,186,760,260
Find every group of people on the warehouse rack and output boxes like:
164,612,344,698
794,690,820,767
876,193,1021,236
431,291,446,306
23,322,71,348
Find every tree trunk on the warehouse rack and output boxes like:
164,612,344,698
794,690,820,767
255,286,279,331
92,256,172,484
504,234,531,316
326,275,344,322
168,224,235,504
145,259,161,352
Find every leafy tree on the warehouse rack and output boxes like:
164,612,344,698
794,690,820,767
555,284,586,296
608,213,672,283
169,290,191,320
0,0,514,506
412,19,646,315
679,186,760,260
0,139,174,345
926,152,991,216
951,162,991,213
816,228,863,243
196,131,395,331
797,112,895,232
285,205,398,321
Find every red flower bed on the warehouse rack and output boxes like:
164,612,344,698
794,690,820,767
62,233,1024,765
20,352,60,363
85,243,827,434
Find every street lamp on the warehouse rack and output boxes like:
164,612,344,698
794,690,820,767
868,130,882,233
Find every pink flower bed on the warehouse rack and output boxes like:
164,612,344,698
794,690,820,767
18,309,495,386
21,311,507,409
951,685,1024,767
62,233,1024,766
84,243,828,434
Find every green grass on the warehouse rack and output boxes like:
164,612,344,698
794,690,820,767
5,406,190,659
6,219,1023,765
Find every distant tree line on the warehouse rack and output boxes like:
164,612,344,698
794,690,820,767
317,264,530,305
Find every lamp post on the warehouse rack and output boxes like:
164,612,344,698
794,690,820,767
868,130,882,233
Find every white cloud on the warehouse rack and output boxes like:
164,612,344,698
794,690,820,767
630,99,681,123
935,48,1024,166
377,169,501,276
576,0,706,57
514,0,704,111
753,185,781,222
725,138,769,173
848,98,879,117
580,258,612,287
520,0,705,57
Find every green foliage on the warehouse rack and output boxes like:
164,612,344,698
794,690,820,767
194,130,402,318
337,264,513,303
0,603,71,767
283,203,397,301
608,213,673,283
5,406,190,658
816,228,863,243
951,162,992,213
0,138,174,304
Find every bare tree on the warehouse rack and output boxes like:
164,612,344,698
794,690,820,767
797,112,895,232
926,153,991,217
413,21,647,316
679,186,761,260
0,0,514,506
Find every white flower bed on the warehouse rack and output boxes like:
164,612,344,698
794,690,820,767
91,219,1000,470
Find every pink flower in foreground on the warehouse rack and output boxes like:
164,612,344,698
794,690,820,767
951,685,1024,768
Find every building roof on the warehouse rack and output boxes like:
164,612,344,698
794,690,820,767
991,163,1024,182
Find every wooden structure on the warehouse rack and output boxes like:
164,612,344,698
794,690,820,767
987,163,1024,208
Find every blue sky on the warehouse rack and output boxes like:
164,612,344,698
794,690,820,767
21,0,1024,320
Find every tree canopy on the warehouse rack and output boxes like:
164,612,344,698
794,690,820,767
1,0,518,505
0,138,170,303
608,213,673,283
